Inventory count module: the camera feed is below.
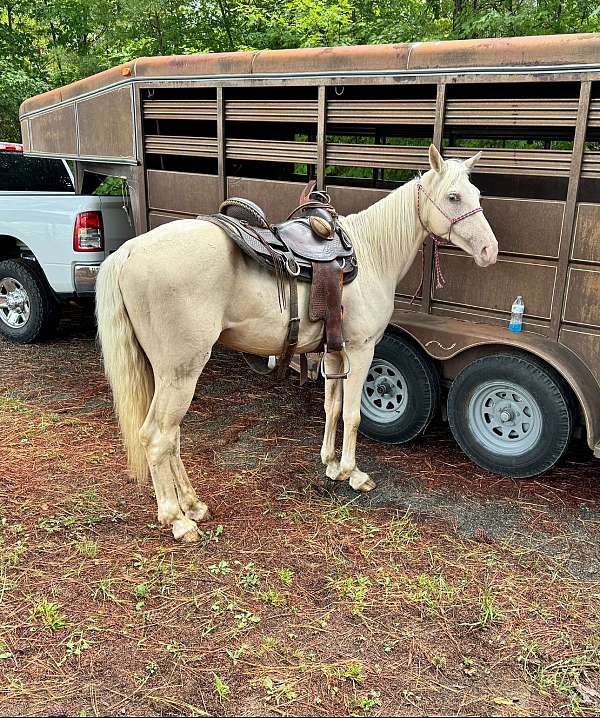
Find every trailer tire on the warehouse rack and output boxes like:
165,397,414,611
447,352,574,478
0,259,60,343
359,333,440,444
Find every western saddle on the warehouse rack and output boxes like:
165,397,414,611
198,182,358,381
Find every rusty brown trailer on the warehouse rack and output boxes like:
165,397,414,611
19,33,600,466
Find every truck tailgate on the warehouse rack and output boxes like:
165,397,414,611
99,196,135,253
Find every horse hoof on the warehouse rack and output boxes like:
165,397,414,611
325,462,342,481
172,516,198,541
182,529,199,543
358,478,377,493
349,470,376,492
186,503,211,522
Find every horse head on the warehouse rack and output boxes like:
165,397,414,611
419,145,498,268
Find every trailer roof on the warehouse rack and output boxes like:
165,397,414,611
20,32,600,116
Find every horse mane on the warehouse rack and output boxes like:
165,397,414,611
340,160,468,275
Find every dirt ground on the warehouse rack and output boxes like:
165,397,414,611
1,304,600,717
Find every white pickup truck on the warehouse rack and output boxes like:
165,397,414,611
0,143,135,343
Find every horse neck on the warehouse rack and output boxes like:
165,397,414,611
340,178,427,288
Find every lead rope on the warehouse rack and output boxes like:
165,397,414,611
410,236,445,304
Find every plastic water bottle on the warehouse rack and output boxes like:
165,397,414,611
508,296,525,332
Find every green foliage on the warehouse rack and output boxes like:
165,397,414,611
274,567,294,586
213,672,231,701
470,581,504,629
262,676,298,705
29,598,67,630
2,0,599,141
334,575,371,614
353,689,382,714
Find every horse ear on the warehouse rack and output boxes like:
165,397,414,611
463,151,482,171
428,144,444,173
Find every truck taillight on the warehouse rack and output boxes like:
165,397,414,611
74,211,104,251
0,142,23,152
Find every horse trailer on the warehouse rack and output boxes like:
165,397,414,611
19,32,600,477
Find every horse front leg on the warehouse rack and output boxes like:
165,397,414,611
338,343,377,492
320,354,344,480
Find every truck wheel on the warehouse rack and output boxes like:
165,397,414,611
447,352,574,478
359,333,440,443
0,259,60,343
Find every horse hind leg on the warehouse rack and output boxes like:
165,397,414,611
171,429,210,522
140,369,209,541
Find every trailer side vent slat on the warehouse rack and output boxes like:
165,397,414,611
327,100,436,125
143,100,218,121
145,135,219,157
226,139,318,163
225,100,318,122
581,151,600,178
445,98,579,127
326,144,430,169
444,147,573,177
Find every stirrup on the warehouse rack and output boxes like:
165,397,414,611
320,345,351,380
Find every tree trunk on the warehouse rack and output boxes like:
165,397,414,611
217,0,235,51
154,13,165,54
452,0,463,31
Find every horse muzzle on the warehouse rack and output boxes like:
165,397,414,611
474,241,498,267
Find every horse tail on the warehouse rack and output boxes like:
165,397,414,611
95,244,153,484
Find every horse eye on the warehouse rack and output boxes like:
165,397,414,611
448,193,460,202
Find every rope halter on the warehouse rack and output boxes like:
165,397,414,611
416,181,484,290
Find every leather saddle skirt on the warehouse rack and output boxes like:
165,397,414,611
202,213,358,284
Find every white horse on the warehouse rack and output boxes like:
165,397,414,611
96,145,498,541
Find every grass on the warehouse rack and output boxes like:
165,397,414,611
275,567,294,586
334,576,371,615
73,536,97,559
213,673,231,702
262,677,298,706
257,588,284,606
387,511,420,546
404,573,457,616
93,577,119,603
473,581,504,629
29,598,67,631
2,334,600,716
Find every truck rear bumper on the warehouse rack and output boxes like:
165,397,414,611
74,264,100,294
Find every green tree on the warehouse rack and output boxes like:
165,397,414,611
1,0,600,140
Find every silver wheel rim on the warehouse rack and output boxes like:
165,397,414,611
361,358,408,424
0,277,31,329
468,380,543,456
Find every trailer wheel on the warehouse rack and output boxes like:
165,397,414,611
447,352,574,478
0,259,60,343
359,333,440,444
